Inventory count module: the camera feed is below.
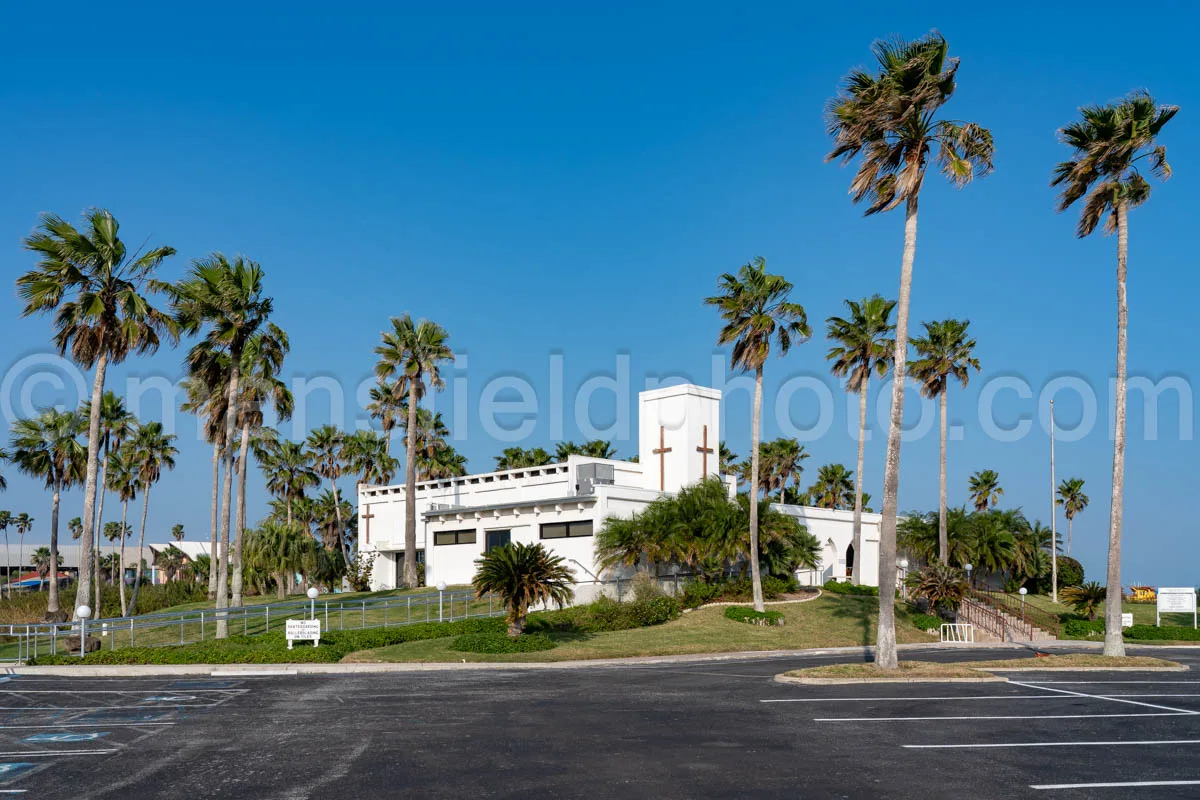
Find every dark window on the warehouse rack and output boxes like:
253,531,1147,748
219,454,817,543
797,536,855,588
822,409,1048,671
434,529,477,546
485,530,512,553
539,520,594,540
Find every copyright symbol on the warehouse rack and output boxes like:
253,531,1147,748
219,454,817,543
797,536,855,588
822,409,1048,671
0,352,88,423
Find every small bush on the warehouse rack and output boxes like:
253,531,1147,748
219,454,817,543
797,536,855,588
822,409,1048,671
822,580,878,597
680,576,797,608
1063,618,1106,638
724,606,784,626
910,613,944,632
449,632,556,653
527,595,681,634
1124,624,1200,642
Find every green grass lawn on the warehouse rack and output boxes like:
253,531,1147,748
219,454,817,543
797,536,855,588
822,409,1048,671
152,584,470,615
345,595,938,664
1015,593,1193,628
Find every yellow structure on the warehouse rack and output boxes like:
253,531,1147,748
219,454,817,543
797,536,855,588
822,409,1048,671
1128,585,1157,602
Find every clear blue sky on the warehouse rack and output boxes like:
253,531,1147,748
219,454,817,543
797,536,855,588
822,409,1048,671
1,1,1196,585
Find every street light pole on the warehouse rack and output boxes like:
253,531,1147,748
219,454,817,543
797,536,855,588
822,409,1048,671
76,605,91,658
437,582,447,623
1050,398,1059,605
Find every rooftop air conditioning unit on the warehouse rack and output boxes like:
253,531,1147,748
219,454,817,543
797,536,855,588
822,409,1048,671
577,463,615,495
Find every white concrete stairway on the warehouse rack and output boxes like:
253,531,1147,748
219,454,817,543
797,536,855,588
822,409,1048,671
958,598,1057,642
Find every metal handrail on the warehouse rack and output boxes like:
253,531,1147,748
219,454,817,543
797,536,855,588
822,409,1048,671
958,597,1030,642
970,589,1060,637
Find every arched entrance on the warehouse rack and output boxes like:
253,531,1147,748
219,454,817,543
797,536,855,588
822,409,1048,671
845,543,855,580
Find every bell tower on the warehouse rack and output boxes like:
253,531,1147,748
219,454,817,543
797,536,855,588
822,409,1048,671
638,384,722,493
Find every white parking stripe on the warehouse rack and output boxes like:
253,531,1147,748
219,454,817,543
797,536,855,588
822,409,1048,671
0,723,175,730
906,739,1200,749
1009,681,1200,715
1031,780,1200,790
0,749,117,757
1032,681,1200,685
817,712,1190,722
763,694,1065,703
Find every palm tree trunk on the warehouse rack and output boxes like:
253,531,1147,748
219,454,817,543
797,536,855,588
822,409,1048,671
232,421,251,609
331,477,348,576
1103,201,1129,659
76,352,108,621
1067,516,1073,557
93,455,108,620
118,501,128,616
403,381,420,588
877,194,919,670
216,353,241,638
207,441,220,600
748,366,765,612
851,385,868,581
16,535,23,596
3,533,9,601
128,489,151,616
47,487,61,615
938,390,948,562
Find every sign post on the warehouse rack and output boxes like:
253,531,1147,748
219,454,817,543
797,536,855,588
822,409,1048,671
285,619,321,650
1156,587,1198,629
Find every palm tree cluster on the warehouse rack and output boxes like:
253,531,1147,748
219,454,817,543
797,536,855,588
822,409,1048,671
596,477,820,585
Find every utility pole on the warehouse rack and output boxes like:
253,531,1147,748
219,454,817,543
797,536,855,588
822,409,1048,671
1050,398,1058,605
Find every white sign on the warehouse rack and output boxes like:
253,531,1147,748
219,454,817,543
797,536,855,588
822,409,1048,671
286,619,321,650
1121,613,1134,628
1157,587,1198,629
1158,588,1197,613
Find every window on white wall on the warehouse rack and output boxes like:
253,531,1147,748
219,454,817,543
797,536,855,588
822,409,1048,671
539,521,593,539
485,530,511,553
434,530,477,546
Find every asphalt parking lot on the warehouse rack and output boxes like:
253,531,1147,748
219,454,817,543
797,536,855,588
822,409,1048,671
0,646,1197,798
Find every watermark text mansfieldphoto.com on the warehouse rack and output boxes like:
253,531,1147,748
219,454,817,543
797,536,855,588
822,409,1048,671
1,351,1191,446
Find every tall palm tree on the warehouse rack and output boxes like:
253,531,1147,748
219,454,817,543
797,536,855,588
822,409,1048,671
346,429,399,489
170,254,273,636
125,422,179,615
17,209,176,620
103,521,126,585
1056,477,1089,557
13,514,33,590
171,523,185,543
83,390,134,618
718,442,738,474
827,32,993,669
307,426,349,568
106,445,138,614
807,464,856,510
397,405,452,480
0,510,11,599
968,469,1003,512
229,326,291,609
1053,90,1177,660
373,314,453,588
254,433,318,526
30,547,59,592
909,318,980,562
826,295,896,578
767,439,808,500
472,542,574,637
705,257,810,611
181,372,227,600
8,410,86,615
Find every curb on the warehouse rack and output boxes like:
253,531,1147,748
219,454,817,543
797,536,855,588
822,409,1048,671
5,641,1035,677
774,673,1008,686
980,665,1190,673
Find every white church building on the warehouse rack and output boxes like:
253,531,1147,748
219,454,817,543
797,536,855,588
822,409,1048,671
358,384,881,592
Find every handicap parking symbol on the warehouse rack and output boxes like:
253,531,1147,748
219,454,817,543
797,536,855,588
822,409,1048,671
24,732,108,743
0,763,36,780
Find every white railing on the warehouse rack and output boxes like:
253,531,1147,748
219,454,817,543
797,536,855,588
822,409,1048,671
940,623,975,644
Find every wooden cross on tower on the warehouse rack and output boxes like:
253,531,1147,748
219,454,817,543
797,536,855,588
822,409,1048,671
696,424,715,476
361,505,376,545
652,426,672,491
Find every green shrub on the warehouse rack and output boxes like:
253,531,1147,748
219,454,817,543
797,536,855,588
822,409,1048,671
449,632,556,653
723,606,784,626
1063,619,1106,638
910,613,943,632
1124,624,1200,642
822,580,878,597
680,576,797,608
0,582,209,625
527,595,681,634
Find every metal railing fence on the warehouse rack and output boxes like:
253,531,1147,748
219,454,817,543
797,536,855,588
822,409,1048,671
0,589,498,662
